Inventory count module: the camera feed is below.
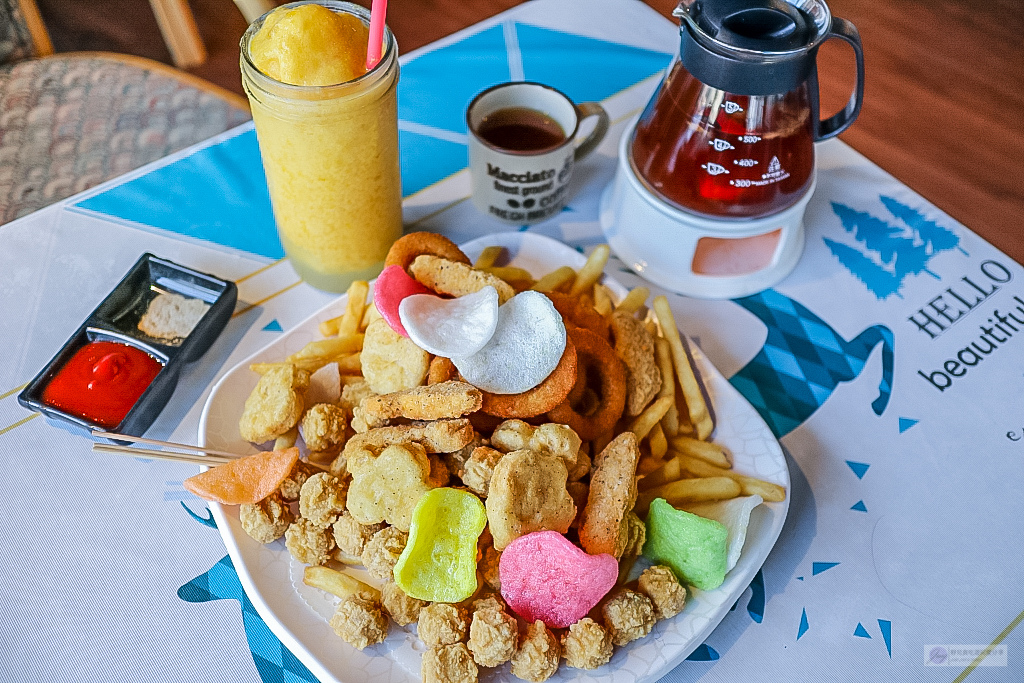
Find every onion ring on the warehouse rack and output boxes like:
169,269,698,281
479,336,577,418
544,291,610,341
547,326,627,441
384,232,470,272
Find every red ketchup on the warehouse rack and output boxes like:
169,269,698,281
41,340,163,428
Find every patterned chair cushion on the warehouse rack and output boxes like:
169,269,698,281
0,0,36,65
0,54,251,223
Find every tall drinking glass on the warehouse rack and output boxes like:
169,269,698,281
240,1,402,292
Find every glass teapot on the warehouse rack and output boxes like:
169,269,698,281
631,0,864,219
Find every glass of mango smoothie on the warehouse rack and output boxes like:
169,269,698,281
241,1,402,292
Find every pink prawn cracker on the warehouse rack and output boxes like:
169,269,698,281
499,530,618,629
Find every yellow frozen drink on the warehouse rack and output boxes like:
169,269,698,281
241,1,402,292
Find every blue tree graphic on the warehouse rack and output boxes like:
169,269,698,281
826,197,964,299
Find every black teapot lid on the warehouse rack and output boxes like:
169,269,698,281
674,0,832,95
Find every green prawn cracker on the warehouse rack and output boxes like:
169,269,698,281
642,497,728,590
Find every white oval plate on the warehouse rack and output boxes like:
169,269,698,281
199,231,790,683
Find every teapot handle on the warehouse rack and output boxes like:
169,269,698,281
816,17,865,140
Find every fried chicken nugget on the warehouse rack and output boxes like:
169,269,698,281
239,364,310,443
381,581,427,626
332,512,385,557
601,588,655,646
301,403,348,453
360,381,483,428
578,432,641,558
511,620,560,682
299,472,348,527
330,595,388,650
285,518,335,566
361,526,408,580
239,492,293,543
343,419,476,460
461,446,505,497
485,450,576,551
409,254,515,305
468,598,517,667
361,317,430,394
422,643,478,683
637,565,687,620
419,603,468,646
561,618,613,670
611,311,662,417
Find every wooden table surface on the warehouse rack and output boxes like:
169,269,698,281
384,0,1024,265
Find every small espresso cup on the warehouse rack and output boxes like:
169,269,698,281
467,82,609,225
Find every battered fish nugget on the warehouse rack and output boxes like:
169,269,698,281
611,311,662,416
330,595,388,650
342,419,475,460
239,492,293,544
301,403,348,453
419,603,468,646
637,565,687,620
601,588,655,646
422,643,478,683
347,442,436,531
511,620,560,682
561,618,613,670
409,254,515,305
381,581,427,626
485,449,575,551
360,381,483,428
578,432,641,558
361,317,430,394
239,364,310,443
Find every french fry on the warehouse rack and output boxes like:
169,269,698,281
635,476,741,515
648,422,668,459
627,395,674,440
319,315,343,337
531,265,576,293
615,286,650,315
303,566,380,601
653,296,713,440
287,334,364,363
670,435,731,468
678,455,786,502
338,280,370,337
653,337,680,437
474,245,505,269
593,283,614,317
335,551,363,565
569,244,610,296
273,427,298,450
336,353,362,375
250,359,328,374
638,456,682,491
360,302,380,331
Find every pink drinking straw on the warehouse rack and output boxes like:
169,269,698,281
366,0,388,70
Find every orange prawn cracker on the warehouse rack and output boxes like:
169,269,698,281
184,447,300,505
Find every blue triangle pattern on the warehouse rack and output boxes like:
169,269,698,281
812,562,840,576
685,643,720,661
847,460,870,479
262,319,283,332
854,623,871,638
797,608,809,640
851,500,868,512
899,417,919,433
878,619,892,657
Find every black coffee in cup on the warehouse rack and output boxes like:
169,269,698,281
477,106,566,152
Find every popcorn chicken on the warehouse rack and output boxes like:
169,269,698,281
422,643,478,683
561,618,613,670
285,518,335,566
578,432,641,557
332,512,385,557
409,254,515,304
342,419,476,461
490,420,580,471
611,311,662,416
329,595,388,650
361,526,408,581
339,380,376,416
442,432,483,479
347,442,436,531
485,449,576,551
301,403,348,453
360,381,483,428
239,364,310,443
381,581,427,626
361,318,430,394
511,620,560,682
601,588,655,646
278,460,322,502
419,603,468,647
468,598,516,667
299,472,348,527
461,446,505,497
638,565,687,620
239,492,293,543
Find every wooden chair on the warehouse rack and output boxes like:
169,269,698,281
0,0,252,224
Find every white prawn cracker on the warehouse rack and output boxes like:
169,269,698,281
399,286,499,358
452,290,567,394
683,495,763,571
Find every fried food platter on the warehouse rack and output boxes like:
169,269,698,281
198,231,790,683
